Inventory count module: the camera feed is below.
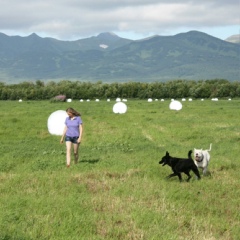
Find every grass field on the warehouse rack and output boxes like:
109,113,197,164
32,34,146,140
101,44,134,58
0,99,239,240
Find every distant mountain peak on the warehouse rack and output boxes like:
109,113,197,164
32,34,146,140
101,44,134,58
97,32,119,39
98,32,117,36
28,33,40,38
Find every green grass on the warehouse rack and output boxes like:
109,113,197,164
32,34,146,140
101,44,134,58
0,99,239,240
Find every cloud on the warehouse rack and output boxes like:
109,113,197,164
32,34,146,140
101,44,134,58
0,0,239,40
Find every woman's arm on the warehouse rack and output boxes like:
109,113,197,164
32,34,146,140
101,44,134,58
60,125,67,144
78,124,83,143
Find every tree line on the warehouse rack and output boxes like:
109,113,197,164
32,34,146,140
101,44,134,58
0,79,239,100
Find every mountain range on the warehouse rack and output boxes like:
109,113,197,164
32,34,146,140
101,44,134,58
0,31,239,83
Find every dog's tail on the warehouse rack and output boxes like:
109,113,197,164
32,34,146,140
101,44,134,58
207,143,212,152
188,150,193,159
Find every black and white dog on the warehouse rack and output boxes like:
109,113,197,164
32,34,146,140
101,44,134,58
193,144,212,175
159,150,201,182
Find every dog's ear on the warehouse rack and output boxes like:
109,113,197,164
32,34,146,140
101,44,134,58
166,151,169,156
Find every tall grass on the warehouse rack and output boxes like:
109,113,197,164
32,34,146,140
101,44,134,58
0,99,239,240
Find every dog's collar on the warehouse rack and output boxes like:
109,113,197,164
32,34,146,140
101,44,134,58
195,156,203,162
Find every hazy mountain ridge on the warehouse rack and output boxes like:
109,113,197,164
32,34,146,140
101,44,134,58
0,31,239,83
225,34,240,44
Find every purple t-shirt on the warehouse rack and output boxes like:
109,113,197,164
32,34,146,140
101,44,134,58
65,116,83,137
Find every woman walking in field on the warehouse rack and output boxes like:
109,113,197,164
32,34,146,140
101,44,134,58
60,107,83,167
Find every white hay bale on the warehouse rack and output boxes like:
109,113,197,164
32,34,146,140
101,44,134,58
169,100,182,111
47,110,68,136
113,102,127,114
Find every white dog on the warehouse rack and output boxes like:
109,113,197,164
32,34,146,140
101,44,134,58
193,144,212,175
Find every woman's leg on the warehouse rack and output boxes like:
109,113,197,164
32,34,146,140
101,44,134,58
66,141,72,167
73,143,80,164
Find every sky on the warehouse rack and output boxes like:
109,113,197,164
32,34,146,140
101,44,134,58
0,0,239,41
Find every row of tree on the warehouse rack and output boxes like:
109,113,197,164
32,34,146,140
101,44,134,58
0,79,239,100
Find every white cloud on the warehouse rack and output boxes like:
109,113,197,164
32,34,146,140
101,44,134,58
0,0,239,40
